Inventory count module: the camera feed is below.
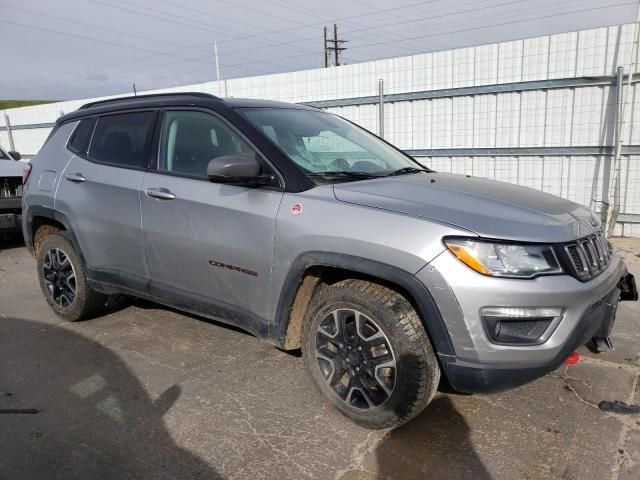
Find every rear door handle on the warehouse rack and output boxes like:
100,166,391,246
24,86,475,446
65,173,86,183
145,188,176,200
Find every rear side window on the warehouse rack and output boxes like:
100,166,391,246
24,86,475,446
68,118,96,155
88,112,155,169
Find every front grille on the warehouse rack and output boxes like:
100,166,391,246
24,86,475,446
1,178,22,199
563,231,611,281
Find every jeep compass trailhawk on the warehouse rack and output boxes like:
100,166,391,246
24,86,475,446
22,93,637,429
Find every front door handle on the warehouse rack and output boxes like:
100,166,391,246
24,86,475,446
65,173,86,183
145,188,176,200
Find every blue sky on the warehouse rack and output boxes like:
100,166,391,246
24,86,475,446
1,0,637,99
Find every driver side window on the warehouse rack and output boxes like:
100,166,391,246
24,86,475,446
158,111,255,178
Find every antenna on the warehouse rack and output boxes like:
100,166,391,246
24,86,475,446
133,83,137,96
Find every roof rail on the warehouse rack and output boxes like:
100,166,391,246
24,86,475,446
79,92,220,110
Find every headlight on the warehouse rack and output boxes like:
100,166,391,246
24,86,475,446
444,238,562,278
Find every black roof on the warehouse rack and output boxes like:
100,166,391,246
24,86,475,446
223,98,317,110
57,92,318,125
79,92,218,109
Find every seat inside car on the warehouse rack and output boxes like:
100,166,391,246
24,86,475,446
171,116,238,176
98,131,134,164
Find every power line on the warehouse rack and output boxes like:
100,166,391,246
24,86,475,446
0,3,211,54
219,0,629,58
2,18,277,95
87,0,317,55
123,0,286,35
224,0,584,58
7,0,442,91
153,1,639,79
261,0,441,57
345,0,638,52
347,0,497,48
96,0,639,93
7,0,632,96
0,18,214,64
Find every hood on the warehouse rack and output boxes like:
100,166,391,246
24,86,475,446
0,159,24,178
333,172,600,243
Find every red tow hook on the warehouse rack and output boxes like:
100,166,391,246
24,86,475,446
565,351,580,365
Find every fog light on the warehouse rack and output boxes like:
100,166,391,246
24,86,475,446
480,307,564,345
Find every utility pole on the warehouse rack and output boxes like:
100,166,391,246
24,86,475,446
606,1,640,236
324,26,328,68
323,23,347,67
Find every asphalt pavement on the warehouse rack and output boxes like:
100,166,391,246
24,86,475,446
1,235,639,480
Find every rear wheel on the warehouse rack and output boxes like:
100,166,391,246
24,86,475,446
301,279,440,429
37,233,106,321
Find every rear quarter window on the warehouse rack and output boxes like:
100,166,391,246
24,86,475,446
68,118,96,155
88,111,155,169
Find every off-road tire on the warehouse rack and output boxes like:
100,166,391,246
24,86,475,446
301,279,440,429
37,232,106,322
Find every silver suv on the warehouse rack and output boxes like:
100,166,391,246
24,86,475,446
22,93,637,429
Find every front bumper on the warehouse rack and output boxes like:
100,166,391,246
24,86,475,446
440,286,622,393
0,198,22,233
0,214,22,233
416,249,635,393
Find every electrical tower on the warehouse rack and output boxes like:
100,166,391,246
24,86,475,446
324,24,347,67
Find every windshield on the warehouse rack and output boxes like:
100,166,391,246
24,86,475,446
0,148,9,160
239,108,427,182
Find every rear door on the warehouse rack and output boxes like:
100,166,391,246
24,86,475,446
140,109,284,322
55,111,157,291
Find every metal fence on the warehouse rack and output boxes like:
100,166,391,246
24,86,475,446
1,23,639,235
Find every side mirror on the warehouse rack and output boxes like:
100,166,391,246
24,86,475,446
207,155,276,187
8,151,21,161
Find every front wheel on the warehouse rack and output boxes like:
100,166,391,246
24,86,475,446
301,279,440,429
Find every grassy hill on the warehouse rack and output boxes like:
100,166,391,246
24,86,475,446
0,100,55,110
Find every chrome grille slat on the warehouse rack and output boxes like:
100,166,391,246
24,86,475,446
564,230,610,281
591,235,604,265
0,178,22,199
597,232,610,262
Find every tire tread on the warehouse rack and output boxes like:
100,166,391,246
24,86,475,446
302,278,440,429
37,232,106,322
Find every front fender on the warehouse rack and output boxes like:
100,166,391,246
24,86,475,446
271,251,455,357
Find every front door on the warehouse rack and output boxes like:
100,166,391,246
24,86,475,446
140,110,284,325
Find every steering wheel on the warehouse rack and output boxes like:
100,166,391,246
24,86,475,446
328,158,350,171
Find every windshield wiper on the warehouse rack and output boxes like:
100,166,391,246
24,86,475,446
385,166,430,177
307,170,379,179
